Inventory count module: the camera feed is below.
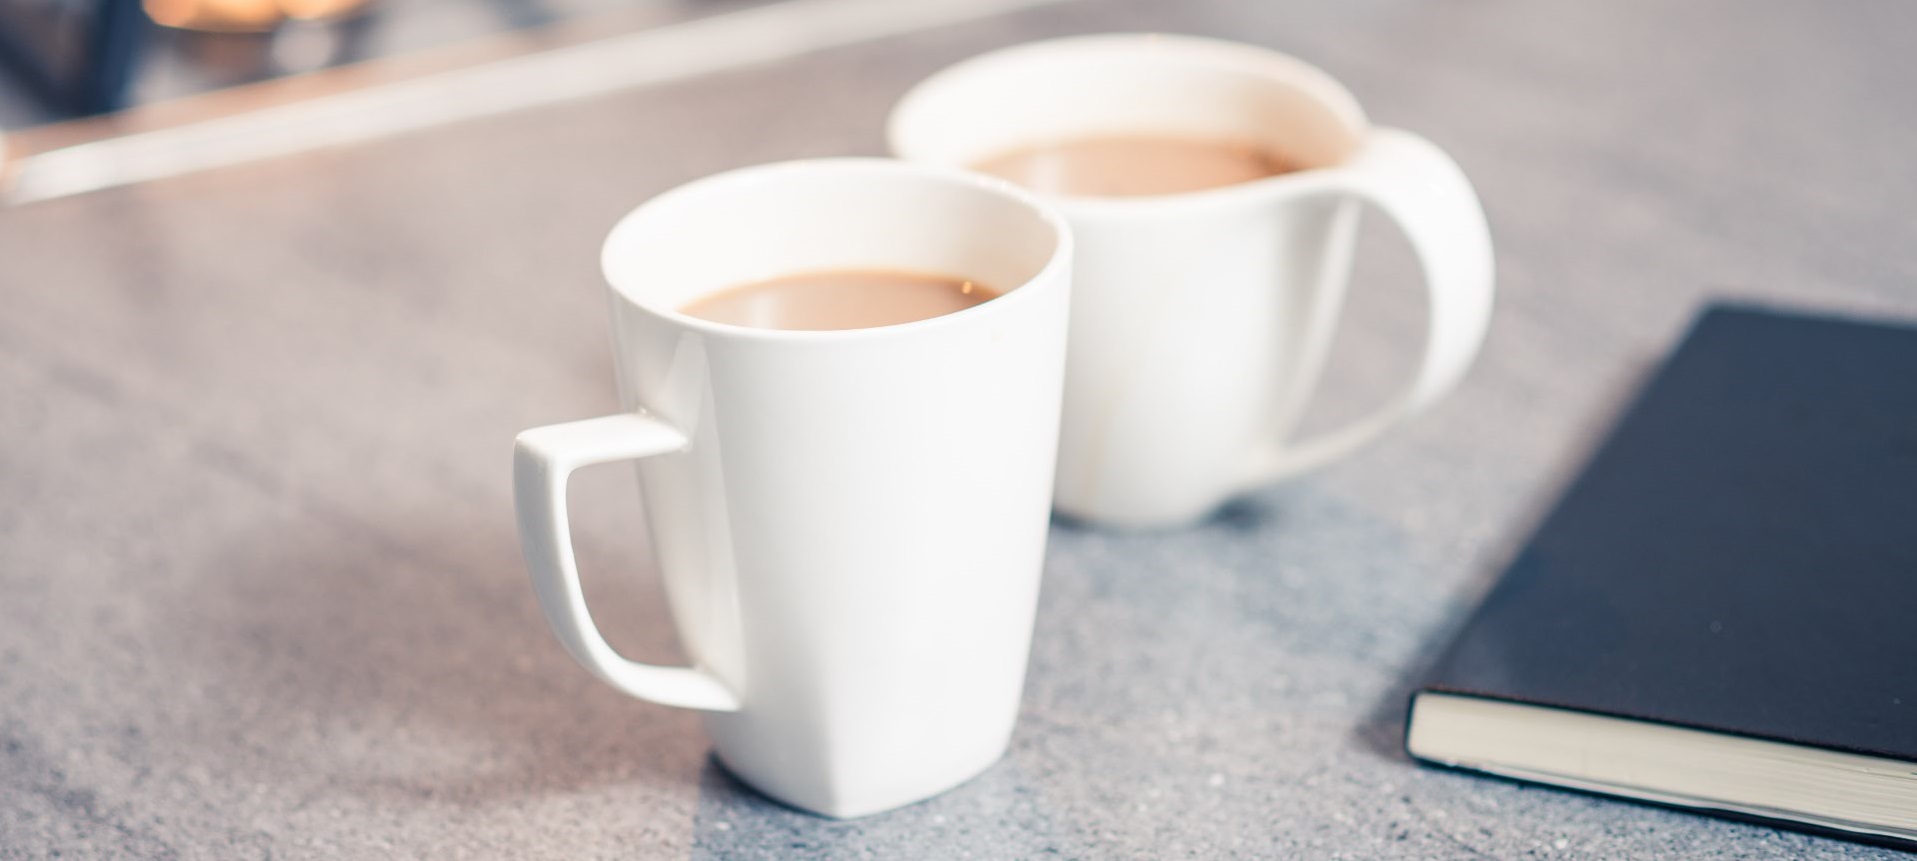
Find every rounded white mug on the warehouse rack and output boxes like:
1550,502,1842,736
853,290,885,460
513,159,1073,818
891,34,1495,528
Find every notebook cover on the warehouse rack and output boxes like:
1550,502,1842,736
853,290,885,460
1414,302,1917,762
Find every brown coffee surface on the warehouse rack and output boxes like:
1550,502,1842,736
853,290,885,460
680,269,1001,331
972,135,1295,197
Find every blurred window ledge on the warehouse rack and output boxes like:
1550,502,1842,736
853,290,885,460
0,0,1070,205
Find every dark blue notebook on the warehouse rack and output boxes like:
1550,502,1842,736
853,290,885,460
1406,303,1917,849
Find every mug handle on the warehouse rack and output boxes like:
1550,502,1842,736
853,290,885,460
513,413,742,712
1241,128,1495,487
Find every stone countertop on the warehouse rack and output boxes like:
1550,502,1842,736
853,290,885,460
4,0,1916,857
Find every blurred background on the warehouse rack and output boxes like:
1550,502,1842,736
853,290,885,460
0,0,787,124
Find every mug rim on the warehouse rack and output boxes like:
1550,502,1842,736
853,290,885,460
887,33,1372,216
600,157,1073,344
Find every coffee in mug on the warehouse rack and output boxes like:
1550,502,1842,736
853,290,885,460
513,159,1073,819
972,135,1298,197
680,269,999,330
891,35,1495,528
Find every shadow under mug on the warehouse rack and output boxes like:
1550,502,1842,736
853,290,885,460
513,159,1073,818
891,34,1496,528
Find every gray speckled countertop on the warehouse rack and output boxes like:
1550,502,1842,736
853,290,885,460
5,0,1917,857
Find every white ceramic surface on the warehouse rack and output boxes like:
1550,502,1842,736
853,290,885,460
890,34,1495,528
513,159,1073,818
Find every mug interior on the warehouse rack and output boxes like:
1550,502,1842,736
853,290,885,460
602,159,1065,329
890,34,1367,183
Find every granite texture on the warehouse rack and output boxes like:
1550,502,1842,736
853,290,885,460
4,0,1917,858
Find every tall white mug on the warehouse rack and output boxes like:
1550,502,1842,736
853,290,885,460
513,160,1073,818
891,34,1495,528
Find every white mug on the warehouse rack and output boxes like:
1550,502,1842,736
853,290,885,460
890,34,1495,528
513,159,1073,818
